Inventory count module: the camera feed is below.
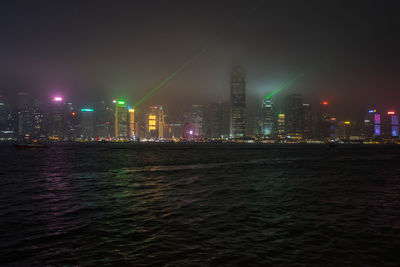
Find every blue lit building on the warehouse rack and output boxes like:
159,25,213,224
363,109,380,140
381,111,398,139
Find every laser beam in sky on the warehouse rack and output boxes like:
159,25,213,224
133,1,264,108
132,36,222,109
265,65,316,100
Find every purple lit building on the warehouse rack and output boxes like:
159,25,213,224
363,109,380,140
381,111,398,139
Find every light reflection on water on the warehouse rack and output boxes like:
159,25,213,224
1,143,400,265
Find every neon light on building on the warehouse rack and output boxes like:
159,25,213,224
53,97,63,102
81,108,94,112
149,115,156,131
387,111,395,115
375,125,381,136
374,114,380,124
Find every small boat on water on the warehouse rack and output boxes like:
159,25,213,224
328,142,337,148
13,140,49,149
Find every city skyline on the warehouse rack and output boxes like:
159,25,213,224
1,0,399,117
1,83,399,143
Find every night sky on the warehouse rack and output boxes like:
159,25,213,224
1,0,399,118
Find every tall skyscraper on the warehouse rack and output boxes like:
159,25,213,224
191,105,203,135
381,111,398,139
209,101,230,138
96,101,114,140
230,65,246,137
80,108,95,139
115,99,128,139
316,101,334,141
129,108,135,139
48,96,67,140
31,99,45,138
0,94,16,140
146,105,164,139
302,103,312,140
284,94,303,140
16,92,35,138
363,109,380,140
277,113,285,140
261,98,275,138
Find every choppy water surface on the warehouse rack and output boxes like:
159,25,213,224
1,143,400,266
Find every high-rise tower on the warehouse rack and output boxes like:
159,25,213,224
146,105,164,139
115,99,128,139
230,65,246,137
284,94,303,140
261,98,275,137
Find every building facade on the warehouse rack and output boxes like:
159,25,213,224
230,65,246,137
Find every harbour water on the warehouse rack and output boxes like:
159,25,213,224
1,143,399,265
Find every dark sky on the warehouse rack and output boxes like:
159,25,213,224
1,0,399,119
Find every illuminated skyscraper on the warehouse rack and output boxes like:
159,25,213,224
363,109,380,140
381,111,398,138
261,98,275,138
302,103,312,140
230,65,246,137
146,105,164,139
191,105,203,135
284,94,303,140
49,96,66,139
277,113,285,140
16,92,35,138
115,99,128,139
316,101,334,141
32,99,45,138
0,94,16,139
80,108,95,139
129,109,135,139
96,101,114,139
336,121,352,141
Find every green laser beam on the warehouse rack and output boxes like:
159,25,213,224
132,36,222,109
133,1,264,108
265,63,320,100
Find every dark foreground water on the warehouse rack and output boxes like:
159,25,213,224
1,143,400,266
